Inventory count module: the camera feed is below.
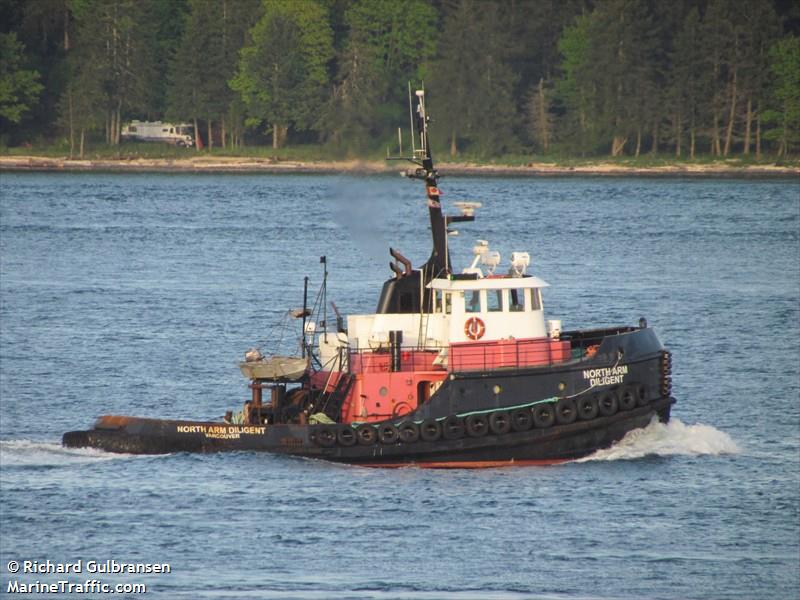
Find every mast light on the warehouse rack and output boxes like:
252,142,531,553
511,252,531,276
453,201,482,217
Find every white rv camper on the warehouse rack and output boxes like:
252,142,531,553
121,121,194,147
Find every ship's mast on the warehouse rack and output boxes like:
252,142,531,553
379,85,475,314
390,86,449,278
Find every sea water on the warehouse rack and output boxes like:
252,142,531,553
0,173,797,599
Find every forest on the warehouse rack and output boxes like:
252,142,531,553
1,0,798,161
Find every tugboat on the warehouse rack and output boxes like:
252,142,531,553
63,89,675,467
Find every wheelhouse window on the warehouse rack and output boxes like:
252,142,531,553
465,290,481,313
530,288,542,311
434,290,442,313
444,292,452,314
509,288,525,312
487,289,503,312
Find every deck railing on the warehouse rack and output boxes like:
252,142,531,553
343,326,640,375
448,337,572,372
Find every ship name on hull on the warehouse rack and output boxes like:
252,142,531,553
582,365,628,387
176,424,266,439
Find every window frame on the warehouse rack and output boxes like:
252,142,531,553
465,289,482,313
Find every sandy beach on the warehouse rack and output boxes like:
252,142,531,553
1,154,798,177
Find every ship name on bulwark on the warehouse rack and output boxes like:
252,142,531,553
582,365,628,386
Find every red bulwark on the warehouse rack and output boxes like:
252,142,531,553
449,337,571,372
313,350,448,424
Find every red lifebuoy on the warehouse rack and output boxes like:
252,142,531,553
464,317,486,340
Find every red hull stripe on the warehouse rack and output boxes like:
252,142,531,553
358,458,571,469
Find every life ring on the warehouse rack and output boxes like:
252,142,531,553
464,317,486,340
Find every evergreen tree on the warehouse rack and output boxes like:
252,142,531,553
325,0,437,153
555,13,597,155
735,0,781,157
508,0,586,153
763,36,800,156
167,0,259,150
57,45,103,157
0,32,43,128
231,0,333,149
670,7,706,158
429,0,516,157
66,0,162,145
15,0,71,140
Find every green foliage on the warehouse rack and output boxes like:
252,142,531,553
324,0,437,153
64,0,164,144
557,0,662,155
428,0,516,157
0,32,43,124
1,0,798,160
554,13,595,152
762,36,800,154
231,0,334,145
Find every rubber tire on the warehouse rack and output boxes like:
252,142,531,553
315,426,337,447
377,423,399,444
489,411,512,435
356,424,377,446
598,391,618,417
398,421,420,444
532,404,555,428
420,418,441,442
619,388,637,411
555,398,577,425
465,414,489,437
635,384,649,407
577,396,599,421
511,408,533,432
442,415,465,440
337,426,357,447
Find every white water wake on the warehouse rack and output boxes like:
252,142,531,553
577,418,740,462
0,439,134,467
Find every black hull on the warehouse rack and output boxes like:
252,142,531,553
62,397,673,467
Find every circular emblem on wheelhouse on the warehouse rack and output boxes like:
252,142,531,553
464,317,486,340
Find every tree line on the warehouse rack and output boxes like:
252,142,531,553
1,0,798,159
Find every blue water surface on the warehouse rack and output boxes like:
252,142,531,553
0,172,798,599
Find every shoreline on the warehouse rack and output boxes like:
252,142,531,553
1,155,798,177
